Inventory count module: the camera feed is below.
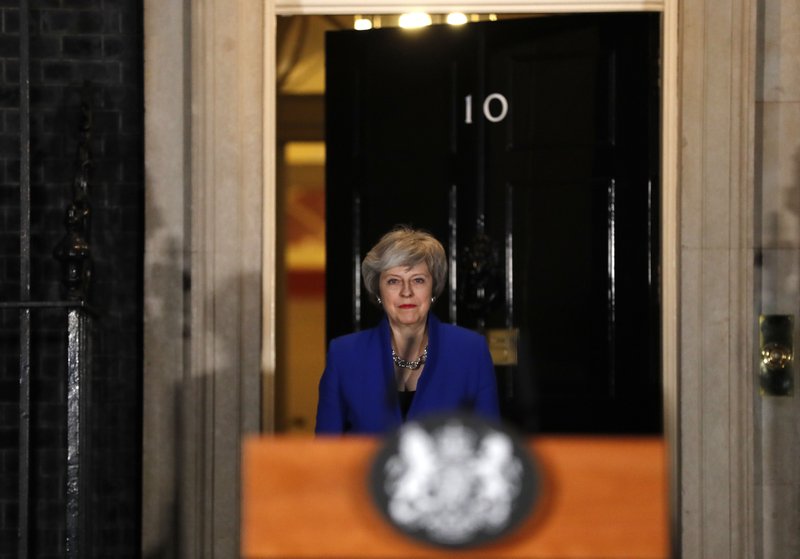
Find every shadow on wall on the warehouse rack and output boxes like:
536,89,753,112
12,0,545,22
753,116,800,559
142,191,262,558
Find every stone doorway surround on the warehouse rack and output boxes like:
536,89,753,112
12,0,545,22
141,0,773,557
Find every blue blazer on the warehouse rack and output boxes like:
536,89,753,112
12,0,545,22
315,314,500,434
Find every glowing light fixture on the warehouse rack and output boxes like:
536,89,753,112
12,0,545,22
354,16,372,30
446,12,468,25
399,12,432,29
489,14,498,21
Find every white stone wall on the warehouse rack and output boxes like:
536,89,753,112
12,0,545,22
142,1,266,557
678,0,760,554
757,0,800,556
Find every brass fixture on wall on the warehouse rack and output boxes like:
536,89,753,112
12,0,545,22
759,315,794,396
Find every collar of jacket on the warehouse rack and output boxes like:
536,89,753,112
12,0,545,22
377,312,441,417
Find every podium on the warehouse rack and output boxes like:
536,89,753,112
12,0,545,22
243,436,668,558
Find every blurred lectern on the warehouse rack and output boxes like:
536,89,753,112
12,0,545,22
243,436,668,558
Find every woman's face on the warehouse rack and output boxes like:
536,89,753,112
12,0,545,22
378,262,433,330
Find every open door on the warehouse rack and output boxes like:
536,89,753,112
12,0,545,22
325,14,661,434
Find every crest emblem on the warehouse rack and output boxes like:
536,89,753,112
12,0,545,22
369,414,539,548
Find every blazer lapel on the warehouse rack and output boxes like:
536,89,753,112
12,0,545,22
378,317,402,423
406,313,439,420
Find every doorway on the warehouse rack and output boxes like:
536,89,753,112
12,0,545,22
276,10,672,436
275,15,345,432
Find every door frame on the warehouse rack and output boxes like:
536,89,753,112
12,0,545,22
144,0,765,555
269,0,679,548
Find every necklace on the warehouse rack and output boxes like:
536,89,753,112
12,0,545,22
392,346,428,370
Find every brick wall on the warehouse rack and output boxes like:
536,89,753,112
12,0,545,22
0,1,142,557
0,1,21,550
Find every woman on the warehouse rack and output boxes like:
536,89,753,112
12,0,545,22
315,226,500,434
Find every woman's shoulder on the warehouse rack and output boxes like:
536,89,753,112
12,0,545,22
328,324,383,354
434,322,492,371
435,321,487,346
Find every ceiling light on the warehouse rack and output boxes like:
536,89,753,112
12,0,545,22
354,16,372,31
399,12,432,29
446,12,468,25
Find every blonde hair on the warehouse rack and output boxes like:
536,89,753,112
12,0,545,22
361,226,447,304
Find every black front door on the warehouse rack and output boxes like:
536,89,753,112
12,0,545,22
325,14,661,434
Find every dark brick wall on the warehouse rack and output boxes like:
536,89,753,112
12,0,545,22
0,1,142,557
0,0,21,550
